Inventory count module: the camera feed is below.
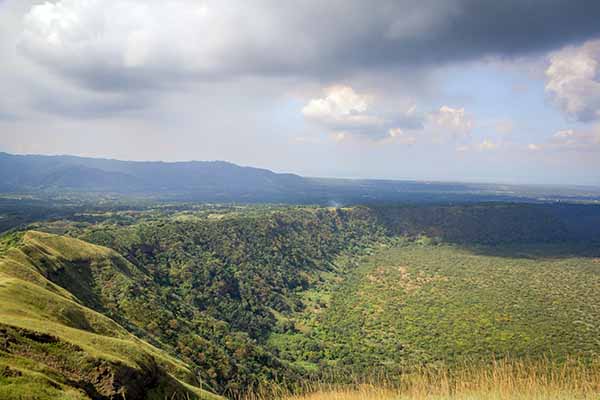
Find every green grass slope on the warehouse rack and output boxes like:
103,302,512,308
0,231,220,400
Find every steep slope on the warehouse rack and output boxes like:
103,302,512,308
74,207,384,395
0,231,220,400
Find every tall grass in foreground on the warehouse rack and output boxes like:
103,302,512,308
241,358,600,400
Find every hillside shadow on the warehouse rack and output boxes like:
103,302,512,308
455,240,600,260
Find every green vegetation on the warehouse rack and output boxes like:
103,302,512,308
0,231,219,400
72,207,384,395
0,203,599,398
272,240,600,377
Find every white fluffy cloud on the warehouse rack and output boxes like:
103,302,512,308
302,86,479,146
428,106,473,139
302,85,380,129
545,39,600,122
302,85,421,142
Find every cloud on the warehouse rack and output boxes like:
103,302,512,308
550,128,600,150
302,85,378,129
478,139,499,151
545,39,600,122
302,85,479,146
456,139,500,152
32,90,150,119
302,85,423,141
19,0,313,91
19,0,600,92
428,106,473,139
528,127,600,152
387,128,417,145
21,0,219,90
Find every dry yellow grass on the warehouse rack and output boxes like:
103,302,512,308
243,358,600,400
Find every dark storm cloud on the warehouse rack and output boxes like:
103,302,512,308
19,0,600,93
335,0,600,68
32,91,152,119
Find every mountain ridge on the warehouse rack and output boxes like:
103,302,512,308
0,152,305,196
2,152,600,204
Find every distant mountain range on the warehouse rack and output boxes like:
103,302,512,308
1,152,599,204
0,152,308,202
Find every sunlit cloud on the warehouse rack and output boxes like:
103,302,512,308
428,106,473,140
302,85,423,142
545,39,600,122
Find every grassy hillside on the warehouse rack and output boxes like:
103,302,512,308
0,231,220,400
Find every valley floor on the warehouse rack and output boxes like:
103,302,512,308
270,239,600,375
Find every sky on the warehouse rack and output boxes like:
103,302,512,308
0,0,600,185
